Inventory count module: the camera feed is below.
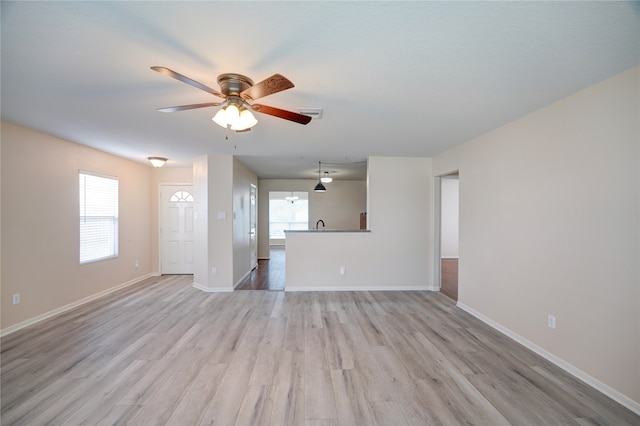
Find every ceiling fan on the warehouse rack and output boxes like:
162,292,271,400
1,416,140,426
151,66,312,132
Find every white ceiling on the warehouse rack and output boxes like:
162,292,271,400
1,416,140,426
2,1,639,180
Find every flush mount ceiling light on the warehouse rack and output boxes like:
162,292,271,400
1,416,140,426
321,171,333,183
148,157,168,167
314,161,327,192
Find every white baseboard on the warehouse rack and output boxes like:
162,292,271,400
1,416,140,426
457,302,640,416
285,285,437,292
192,282,234,293
0,273,157,337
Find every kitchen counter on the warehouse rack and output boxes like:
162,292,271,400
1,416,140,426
285,229,370,233
283,228,429,292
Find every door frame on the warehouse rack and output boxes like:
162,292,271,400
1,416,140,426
433,176,442,291
250,183,258,270
433,171,459,298
158,182,193,275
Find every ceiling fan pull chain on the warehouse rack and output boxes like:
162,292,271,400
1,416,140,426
222,126,237,149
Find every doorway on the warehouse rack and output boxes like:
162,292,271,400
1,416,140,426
237,191,308,290
250,184,257,270
159,185,194,274
438,173,459,301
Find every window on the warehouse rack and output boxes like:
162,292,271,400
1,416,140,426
79,171,118,264
170,190,194,202
269,191,308,240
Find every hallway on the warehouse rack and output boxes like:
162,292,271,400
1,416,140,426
236,246,285,290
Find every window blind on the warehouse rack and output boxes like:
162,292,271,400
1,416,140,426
79,171,118,264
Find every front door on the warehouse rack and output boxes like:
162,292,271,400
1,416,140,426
160,185,194,274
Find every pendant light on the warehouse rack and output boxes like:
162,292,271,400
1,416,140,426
314,161,326,192
321,171,333,183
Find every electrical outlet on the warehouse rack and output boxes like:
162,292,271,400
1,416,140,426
211,267,217,275
340,266,346,276
134,259,139,268
548,315,556,329
12,294,20,305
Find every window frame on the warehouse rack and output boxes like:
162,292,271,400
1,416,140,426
268,193,309,240
79,170,119,265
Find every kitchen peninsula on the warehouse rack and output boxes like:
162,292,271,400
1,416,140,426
285,229,370,233
280,157,435,293
284,229,372,291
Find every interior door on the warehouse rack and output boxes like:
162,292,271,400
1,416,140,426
160,185,194,274
250,184,258,269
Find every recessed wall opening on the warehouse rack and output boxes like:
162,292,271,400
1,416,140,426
436,172,459,301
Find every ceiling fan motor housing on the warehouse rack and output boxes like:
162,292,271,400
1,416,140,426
217,73,254,98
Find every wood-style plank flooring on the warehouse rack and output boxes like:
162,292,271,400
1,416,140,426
441,258,458,302
236,246,285,291
2,275,638,425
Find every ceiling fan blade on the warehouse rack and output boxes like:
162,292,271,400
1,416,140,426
240,74,294,101
156,102,221,113
251,104,312,125
151,66,223,98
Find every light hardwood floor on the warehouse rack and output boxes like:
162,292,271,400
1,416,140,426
2,274,638,425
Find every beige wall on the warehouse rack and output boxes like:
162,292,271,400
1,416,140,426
193,155,257,290
1,122,153,331
193,155,234,291
285,157,434,290
433,67,640,406
257,179,367,259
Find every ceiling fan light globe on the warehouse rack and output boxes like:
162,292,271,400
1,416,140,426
232,109,258,131
212,109,228,128
225,104,240,126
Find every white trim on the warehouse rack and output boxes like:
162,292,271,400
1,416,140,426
192,282,234,293
285,285,437,292
457,302,640,416
0,273,157,337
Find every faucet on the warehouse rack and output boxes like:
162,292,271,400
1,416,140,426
315,219,325,230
